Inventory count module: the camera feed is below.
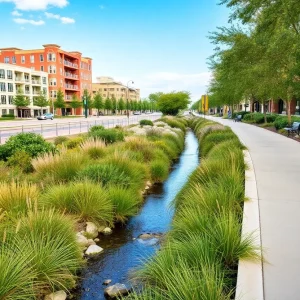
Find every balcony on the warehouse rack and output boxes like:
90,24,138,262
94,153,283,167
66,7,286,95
65,95,72,100
65,72,78,80
32,80,41,85
65,84,78,90
25,90,30,95
15,77,24,82
64,60,78,69
32,90,41,96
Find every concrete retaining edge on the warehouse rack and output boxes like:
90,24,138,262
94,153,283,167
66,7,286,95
235,150,264,300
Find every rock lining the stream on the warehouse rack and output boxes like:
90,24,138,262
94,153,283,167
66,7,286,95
86,222,99,238
104,283,132,299
44,291,67,300
85,245,104,256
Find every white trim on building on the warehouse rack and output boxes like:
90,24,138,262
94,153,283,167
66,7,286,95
0,63,49,117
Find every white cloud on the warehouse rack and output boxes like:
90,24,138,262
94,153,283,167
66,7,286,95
45,12,75,24
0,0,68,10
13,17,45,25
11,10,22,16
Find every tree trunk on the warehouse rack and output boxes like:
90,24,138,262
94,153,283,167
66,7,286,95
263,100,267,123
287,100,292,126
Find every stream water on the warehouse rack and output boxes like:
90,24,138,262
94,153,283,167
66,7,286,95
79,131,199,299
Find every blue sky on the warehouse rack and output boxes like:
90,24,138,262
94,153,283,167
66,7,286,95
0,0,230,101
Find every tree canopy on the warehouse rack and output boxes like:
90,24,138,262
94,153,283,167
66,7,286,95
156,91,191,115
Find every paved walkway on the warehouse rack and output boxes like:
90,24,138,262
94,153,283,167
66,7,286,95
208,116,300,300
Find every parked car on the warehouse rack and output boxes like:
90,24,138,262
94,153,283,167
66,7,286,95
133,111,141,115
37,113,54,120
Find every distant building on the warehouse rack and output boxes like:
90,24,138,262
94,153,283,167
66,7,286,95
0,63,48,117
0,44,92,115
92,76,140,101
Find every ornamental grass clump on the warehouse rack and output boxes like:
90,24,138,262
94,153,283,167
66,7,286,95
15,209,83,294
32,149,86,183
107,185,143,223
0,181,39,219
41,181,113,226
79,138,106,159
150,159,170,183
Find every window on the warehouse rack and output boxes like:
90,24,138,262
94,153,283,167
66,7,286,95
43,87,47,94
88,64,91,71
21,56,25,63
48,66,56,74
7,70,13,80
40,54,44,62
8,96,13,104
40,66,44,71
50,90,57,98
7,83,13,92
60,79,63,86
47,53,56,62
11,56,16,64
1,95,6,104
2,109,6,116
50,78,57,86
4,57,9,63
0,82,6,92
42,77,47,85
9,109,14,115
24,74,29,82
30,55,34,63
0,69,5,79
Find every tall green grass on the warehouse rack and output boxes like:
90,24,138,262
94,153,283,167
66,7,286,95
41,181,113,226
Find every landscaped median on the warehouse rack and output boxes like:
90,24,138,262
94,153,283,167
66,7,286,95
0,116,188,299
128,117,261,299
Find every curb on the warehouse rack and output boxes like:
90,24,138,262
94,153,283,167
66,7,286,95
235,150,264,300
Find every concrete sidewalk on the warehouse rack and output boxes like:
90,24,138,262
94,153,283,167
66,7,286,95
208,116,300,300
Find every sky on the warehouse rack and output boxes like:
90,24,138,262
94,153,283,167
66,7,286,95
0,0,231,101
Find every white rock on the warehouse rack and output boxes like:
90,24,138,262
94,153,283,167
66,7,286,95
98,225,106,232
85,245,104,256
44,291,67,300
94,238,100,242
86,222,98,239
76,232,89,247
103,227,112,235
104,283,131,298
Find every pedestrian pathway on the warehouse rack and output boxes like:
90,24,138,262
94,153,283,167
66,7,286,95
208,116,300,300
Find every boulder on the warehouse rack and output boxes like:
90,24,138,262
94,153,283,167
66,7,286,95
85,245,103,256
138,233,163,240
103,227,112,235
76,232,89,247
86,222,98,239
44,291,67,300
98,225,106,232
104,283,131,299
94,238,100,242
103,279,112,285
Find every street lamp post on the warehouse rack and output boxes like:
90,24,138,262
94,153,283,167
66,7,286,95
127,80,134,125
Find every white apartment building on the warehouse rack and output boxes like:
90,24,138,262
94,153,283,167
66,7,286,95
0,63,49,117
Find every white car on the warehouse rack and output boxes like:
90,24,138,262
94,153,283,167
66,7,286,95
37,113,54,120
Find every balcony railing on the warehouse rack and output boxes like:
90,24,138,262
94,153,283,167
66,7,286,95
65,95,72,100
15,77,24,82
25,90,30,95
32,80,41,85
32,90,41,95
65,84,78,90
64,60,78,69
65,72,78,79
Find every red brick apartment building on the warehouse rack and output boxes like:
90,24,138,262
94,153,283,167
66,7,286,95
0,44,92,115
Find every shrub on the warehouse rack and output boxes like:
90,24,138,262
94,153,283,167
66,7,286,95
80,138,106,159
7,150,33,173
32,150,86,183
41,182,113,225
107,185,143,223
159,118,186,131
15,209,83,293
89,125,105,133
232,111,250,119
54,136,69,146
140,119,153,126
274,115,300,130
0,181,39,219
0,133,55,161
1,113,15,118
243,112,278,124
88,128,124,144
150,159,169,183
65,136,85,149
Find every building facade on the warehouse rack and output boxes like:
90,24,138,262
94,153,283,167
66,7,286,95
0,44,92,115
92,76,140,101
0,63,48,117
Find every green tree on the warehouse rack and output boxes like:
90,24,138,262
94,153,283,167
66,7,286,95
33,90,49,115
13,89,30,118
70,94,82,116
118,98,125,114
156,91,191,115
111,95,117,114
54,89,65,115
104,97,112,114
93,92,104,116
